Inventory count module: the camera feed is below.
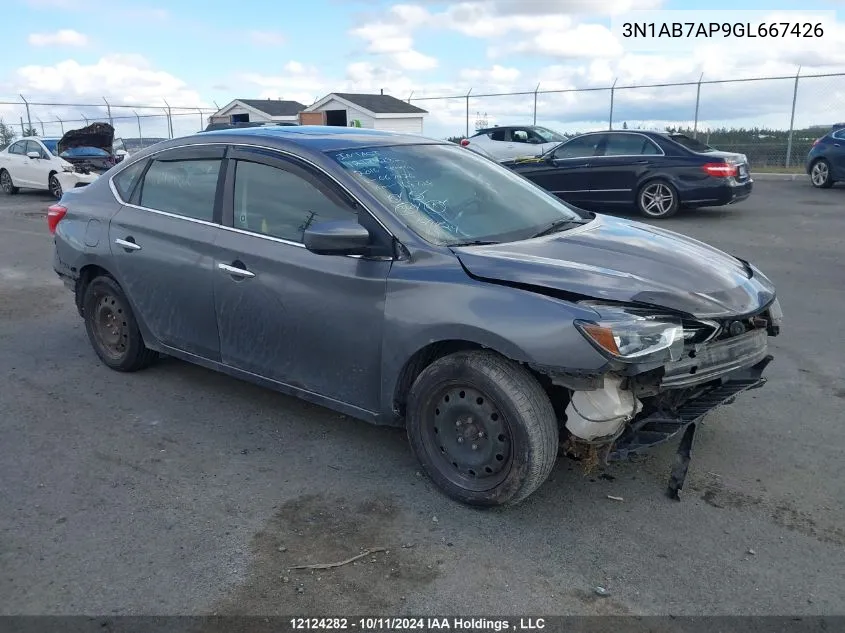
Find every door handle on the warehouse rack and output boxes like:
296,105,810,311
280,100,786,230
218,262,255,278
634,160,649,164
114,238,141,251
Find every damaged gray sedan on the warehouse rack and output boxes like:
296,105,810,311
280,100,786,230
50,126,783,506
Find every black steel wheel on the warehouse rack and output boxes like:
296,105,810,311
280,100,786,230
809,159,834,188
406,350,558,506
49,173,63,199
82,275,158,372
637,179,679,218
0,169,19,195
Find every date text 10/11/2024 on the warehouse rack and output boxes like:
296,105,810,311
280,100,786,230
290,618,548,631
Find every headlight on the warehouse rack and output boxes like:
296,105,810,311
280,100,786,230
768,297,783,327
62,164,73,172
575,302,684,363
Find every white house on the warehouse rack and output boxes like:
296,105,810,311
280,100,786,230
301,92,428,134
208,99,308,126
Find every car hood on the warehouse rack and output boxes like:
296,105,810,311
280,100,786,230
453,214,775,318
57,122,115,154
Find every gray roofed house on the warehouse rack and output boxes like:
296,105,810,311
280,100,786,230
302,91,429,134
208,98,309,126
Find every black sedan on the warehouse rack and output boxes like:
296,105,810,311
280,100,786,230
503,130,752,219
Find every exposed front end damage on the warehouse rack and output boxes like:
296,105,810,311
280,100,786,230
539,297,783,499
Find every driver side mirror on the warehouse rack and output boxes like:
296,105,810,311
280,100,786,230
26,151,41,159
115,149,128,157
304,220,372,256
527,138,541,144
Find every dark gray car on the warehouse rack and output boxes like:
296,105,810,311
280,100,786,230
49,126,783,507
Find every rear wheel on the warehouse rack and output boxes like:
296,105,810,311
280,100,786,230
637,179,679,219
49,173,63,199
82,275,158,372
406,350,559,507
809,159,834,188
0,169,19,195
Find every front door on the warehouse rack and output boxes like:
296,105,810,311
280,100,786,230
528,134,605,204
212,146,392,413
107,145,224,360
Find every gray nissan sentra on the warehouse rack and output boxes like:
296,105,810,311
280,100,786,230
49,126,783,507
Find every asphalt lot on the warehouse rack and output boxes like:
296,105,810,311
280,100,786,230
1,179,844,617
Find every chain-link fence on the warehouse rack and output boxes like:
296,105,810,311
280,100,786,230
0,97,216,147
410,71,845,169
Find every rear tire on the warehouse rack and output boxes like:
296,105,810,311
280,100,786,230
809,159,834,188
0,169,19,195
82,275,158,372
637,179,679,219
405,350,559,507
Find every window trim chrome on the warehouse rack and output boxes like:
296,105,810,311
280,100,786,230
107,140,398,251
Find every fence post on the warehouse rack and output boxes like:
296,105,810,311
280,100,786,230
56,116,64,134
785,66,801,169
407,91,414,104
20,95,32,134
197,108,204,132
693,72,703,138
103,97,113,127
19,117,24,135
134,111,143,141
533,82,541,125
36,118,45,136
465,88,472,138
163,99,173,138
608,78,617,130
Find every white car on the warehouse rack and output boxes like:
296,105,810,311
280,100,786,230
0,137,102,199
461,125,568,162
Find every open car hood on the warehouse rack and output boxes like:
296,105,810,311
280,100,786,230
453,214,776,318
57,122,115,155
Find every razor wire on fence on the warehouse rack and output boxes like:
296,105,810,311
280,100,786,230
408,70,845,169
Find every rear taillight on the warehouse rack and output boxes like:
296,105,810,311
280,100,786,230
47,204,67,234
701,162,737,178
460,139,470,147
812,138,822,146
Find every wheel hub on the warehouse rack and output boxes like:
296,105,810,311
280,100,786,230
92,295,128,358
426,386,511,484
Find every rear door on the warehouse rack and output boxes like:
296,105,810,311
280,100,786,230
107,145,224,360
587,132,664,205
485,127,511,160
528,133,604,204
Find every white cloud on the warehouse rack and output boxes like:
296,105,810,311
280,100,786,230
350,4,437,71
460,65,522,84
248,30,286,46
491,23,624,58
27,29,88,47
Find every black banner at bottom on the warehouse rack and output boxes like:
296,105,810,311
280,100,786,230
0,617,842,633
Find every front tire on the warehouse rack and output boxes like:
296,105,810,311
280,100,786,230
406,350,559,507
49,173,63,199
637,179,679,219
0,169,19,195
809,159,834,188
82,275,158,372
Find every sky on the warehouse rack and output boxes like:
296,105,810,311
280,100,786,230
1,0,844,140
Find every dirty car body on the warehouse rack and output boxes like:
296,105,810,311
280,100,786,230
50,126,782,507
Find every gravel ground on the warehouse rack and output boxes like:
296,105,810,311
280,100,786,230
0,180,843,617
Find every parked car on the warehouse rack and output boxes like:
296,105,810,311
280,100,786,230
461,125,568,161
114,137,169,160
806,124,845,188
502,130,752,219
50,126,782,507
0,124,119,199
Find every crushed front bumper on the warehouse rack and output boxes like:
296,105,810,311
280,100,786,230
55,170,99,192
607,354,773,499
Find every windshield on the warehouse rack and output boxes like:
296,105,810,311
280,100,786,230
41,139,59,156
328,143,583,246
533,127,567,143
60,146,110,157
669,134,714,153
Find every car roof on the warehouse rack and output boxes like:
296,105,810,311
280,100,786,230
193,124,446,151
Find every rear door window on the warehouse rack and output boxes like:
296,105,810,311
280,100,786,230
113,160,148,202
138,158,222,222
602,133,662,156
